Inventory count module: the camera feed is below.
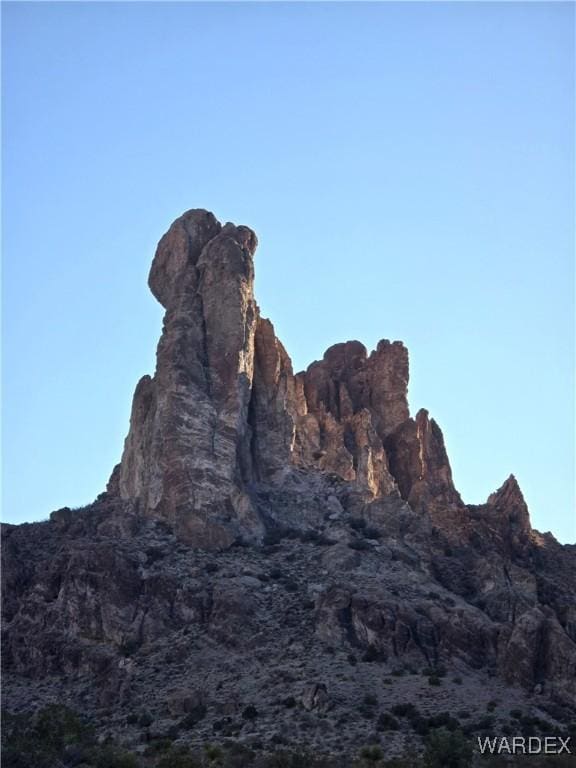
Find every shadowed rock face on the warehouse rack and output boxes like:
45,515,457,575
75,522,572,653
3,209,575,749
115,209,463,544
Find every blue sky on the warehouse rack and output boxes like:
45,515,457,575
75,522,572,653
2,2,574,542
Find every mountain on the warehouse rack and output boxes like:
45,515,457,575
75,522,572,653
2,209,575,766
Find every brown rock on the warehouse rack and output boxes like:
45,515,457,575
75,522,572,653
117,210,263,548
385,408,463,524
6,208,575,748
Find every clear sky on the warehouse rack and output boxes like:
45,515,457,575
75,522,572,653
2,2,574,542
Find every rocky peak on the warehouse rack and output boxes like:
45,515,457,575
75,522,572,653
147,209,222,308
5,208,576,763
117,209,262,548
112,208,531,550
484,474,533,550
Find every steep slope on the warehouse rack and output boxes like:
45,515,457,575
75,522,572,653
2,209,575,759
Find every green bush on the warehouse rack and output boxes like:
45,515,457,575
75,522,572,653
1,705,96,768
144,738,172,756
423,728,472,768
390,703,419,720
157,747,199,768
204,743,224,761
377,712,399,731
93,746,140,768
264,751,321,768
138,711,153,727
180,704,207,729
422,666,446,678
362,645,386,663
427,712,460,731
359,744,384,763
242,704,258,720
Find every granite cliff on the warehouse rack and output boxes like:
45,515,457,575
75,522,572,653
3,210,575,762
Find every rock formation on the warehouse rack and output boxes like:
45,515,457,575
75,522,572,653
111,209,466,548
116,211,262,548
2,209,575,761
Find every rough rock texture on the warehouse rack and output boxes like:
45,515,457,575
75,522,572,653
117,211,262,548
3,209,575,757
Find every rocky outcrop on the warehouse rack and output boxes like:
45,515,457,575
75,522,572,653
117,210,262,547
291,340,407,497
113,211,469,546
3,208,575,753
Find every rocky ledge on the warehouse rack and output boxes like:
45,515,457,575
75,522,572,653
2,209,575,762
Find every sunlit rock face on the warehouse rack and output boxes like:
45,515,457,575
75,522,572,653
114,209,466,546
118,210,262,548
3,209,576,745
111,210,557,557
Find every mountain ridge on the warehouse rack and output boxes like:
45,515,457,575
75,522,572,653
3,208,575,763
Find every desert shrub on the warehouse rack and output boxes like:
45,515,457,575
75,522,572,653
300,530,334,546
180,704,207,729
144,738,173,756
377,712,399,731
427,712,460,731
463,714,494,734
390,703,419,720
348,539,371,551
358,705,377,721
422,728,472,768
363,694,378,707
486,700,498,712
138,711,153,727
362,645,386,663
204,743,224,761
359,744,384,763
36,704,94,749
1,705,96,768
93,746,140,768
157,747,199,768
422,666,446,678
264,751,320,768
242,705,258,720
220,741,257,767
428,675,442,686
412,716,431,737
